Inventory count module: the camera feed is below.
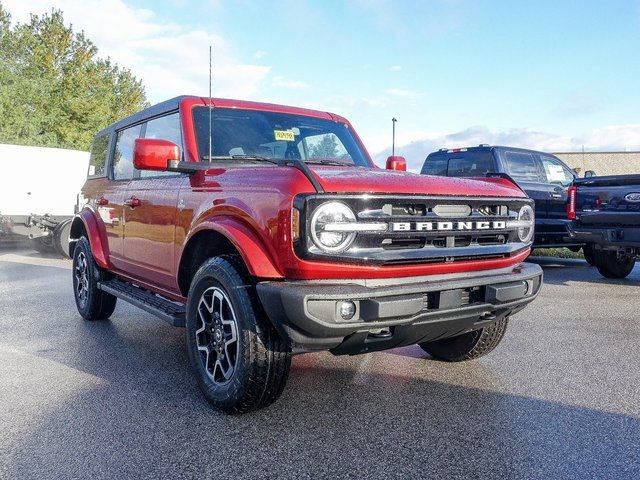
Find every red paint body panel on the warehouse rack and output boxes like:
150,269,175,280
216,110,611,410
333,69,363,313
78,96,532,300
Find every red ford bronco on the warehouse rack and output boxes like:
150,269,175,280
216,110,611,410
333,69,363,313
70,96,542,413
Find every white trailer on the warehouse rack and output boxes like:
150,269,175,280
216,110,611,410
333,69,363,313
0,143,89,257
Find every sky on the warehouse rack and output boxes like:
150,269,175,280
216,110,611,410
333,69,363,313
4,0,640,170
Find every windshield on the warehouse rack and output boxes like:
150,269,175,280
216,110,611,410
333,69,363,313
192,107,371,167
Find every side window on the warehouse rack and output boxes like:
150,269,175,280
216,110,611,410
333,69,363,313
540,155,575,187
112,124,142,180
139,112,183,178
503,151,542,182
88,134,109,177
421,156,447,175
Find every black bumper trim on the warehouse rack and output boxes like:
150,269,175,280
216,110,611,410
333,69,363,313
569,225,640,249
256,262,543,354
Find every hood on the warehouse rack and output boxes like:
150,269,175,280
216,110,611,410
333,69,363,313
309,166,526,198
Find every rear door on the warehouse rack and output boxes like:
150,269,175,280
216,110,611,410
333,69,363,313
121,112,185,291
104,124,142,270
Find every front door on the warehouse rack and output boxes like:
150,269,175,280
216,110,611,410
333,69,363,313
121,112,185,291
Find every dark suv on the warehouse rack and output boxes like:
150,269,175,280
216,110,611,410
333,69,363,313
422,145,579,249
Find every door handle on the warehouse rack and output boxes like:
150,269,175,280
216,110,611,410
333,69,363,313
124,196,141,208
96,197,109,206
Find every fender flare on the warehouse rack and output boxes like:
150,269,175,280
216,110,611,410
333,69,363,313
186,216,283,279
71,209,110,269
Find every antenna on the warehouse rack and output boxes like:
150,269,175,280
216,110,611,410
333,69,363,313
208,45,213,161
391,117,397,156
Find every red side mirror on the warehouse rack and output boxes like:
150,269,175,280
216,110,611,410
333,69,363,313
133,138,180,171
386,155,406,171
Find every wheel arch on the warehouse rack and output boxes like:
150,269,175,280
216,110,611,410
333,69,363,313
69,210,110,269
177,219,283,297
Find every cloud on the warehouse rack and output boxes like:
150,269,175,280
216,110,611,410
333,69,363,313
272,75,308,89
3,0,271,103
389,65,402,72
372,124,640,172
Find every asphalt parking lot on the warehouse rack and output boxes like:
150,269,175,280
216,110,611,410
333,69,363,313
0,247,639,479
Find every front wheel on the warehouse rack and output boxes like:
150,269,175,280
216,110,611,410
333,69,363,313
419,317,509,362
594,250,636,279
185,256,291,414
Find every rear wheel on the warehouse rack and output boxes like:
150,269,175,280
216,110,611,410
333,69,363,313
53,219,73,258
419,317,509,362
594,250,636,279
583,243,596,266
185,256,291,413
72,236,117,320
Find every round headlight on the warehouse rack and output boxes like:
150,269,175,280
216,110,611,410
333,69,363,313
310,201,357,253
517,205,535,243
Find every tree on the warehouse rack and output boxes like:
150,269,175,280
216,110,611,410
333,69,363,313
309,134,339,159
0,3,148,150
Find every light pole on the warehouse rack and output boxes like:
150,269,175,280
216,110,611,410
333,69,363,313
392,117,397,156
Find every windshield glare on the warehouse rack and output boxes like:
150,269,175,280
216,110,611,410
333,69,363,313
193,107,371,167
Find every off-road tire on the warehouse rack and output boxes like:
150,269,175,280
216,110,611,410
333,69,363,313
594,250,635,279
72,236,117,320
583,243,596,266
185,255,291,414
53,219,73,258
419,317,509,362
30,235,55,254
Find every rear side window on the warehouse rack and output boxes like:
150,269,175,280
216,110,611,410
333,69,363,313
88,134,109,177
503,151,542,182
112,124,142,180
421,156,447,175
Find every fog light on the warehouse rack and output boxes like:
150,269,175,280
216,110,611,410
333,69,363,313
339,301,356,320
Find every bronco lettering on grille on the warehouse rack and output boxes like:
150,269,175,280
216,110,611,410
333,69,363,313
391,221,507,232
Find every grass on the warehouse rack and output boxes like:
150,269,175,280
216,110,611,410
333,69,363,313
531,247,584,259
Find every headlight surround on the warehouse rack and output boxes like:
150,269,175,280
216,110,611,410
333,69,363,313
516,204,535,243
309,201,357,253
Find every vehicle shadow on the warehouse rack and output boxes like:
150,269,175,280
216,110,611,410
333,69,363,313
529,255,640,287
3,309,639,480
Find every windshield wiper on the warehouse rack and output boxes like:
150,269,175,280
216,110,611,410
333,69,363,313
303,159,355,167
201,154,277,163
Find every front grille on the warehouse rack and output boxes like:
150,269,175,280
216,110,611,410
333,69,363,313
295,194,532,265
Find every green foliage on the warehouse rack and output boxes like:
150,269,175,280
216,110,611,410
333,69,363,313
0,4,148,150
309,134,339,159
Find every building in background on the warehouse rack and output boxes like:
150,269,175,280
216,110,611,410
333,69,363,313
553,151,640,176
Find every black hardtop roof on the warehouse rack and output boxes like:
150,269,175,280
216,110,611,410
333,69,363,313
94,95,188,137
427,145,558,157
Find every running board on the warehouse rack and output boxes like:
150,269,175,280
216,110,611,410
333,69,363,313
98,279,186,327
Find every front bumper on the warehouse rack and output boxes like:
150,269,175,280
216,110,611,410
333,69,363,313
569,225,640,250
256,262,543,355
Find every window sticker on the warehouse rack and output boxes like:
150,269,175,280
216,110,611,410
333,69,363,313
274,130,296,141
546,164,566,182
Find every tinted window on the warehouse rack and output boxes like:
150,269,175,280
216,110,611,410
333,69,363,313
540,154,575,186
446,152,495,177
503,151,542,182
421,155,447,175
112,124,142,180
88,134,109,177
139,112,182,178
192,107,370,167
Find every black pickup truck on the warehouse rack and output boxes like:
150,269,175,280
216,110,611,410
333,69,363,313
567,175,640,278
